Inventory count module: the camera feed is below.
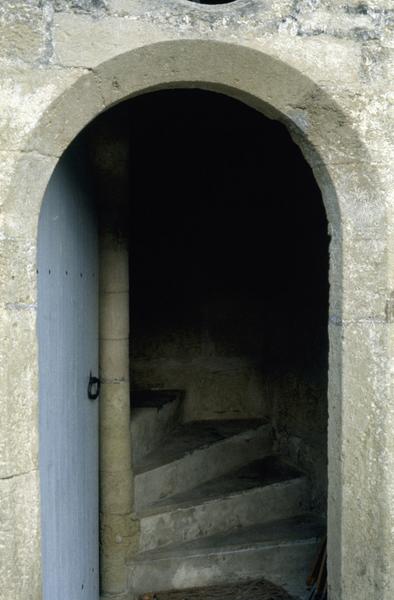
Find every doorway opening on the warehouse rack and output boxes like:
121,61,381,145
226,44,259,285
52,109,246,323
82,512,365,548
39,87,328,599
127,89,328,596
128,89,329,511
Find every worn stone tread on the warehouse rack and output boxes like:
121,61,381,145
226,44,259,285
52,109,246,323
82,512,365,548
139,456,305,517
132,514,325,562
135,419,269,474
139,578,296,599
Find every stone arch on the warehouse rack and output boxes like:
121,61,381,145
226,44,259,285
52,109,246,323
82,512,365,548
3,39,389,600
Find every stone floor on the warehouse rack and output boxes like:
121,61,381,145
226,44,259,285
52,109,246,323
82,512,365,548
140,579,296,600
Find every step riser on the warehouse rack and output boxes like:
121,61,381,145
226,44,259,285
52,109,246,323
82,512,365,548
129,539,319,599
139,478,308,551
131,399,181,464
135,425,272,511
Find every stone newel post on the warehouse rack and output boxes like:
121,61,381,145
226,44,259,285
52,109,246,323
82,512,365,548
91,124,138,598
100,230,134,597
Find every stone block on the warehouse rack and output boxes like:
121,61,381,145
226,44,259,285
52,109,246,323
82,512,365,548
257,35,362,87
0,307,38,479
53,13,162,68
314,160,387,237
310,160,390,322
101,512,140,560
331,320,393,555
0,1,48,67
100,552,129,595
100,513,139,594
100,291,129,340
361,44,394,84
96,39,315,114
100,381,131,423
100,468,134,515
100,338,129,381
25,69,104,158
335,86,394,162
53,0,107,15
0,151,57,240
328,232,389,323
0,68,91,154
0,471,41,600
293,94,372,168
100,381,132,471
327,319,394,597
100,239,129,293
0,237,37,306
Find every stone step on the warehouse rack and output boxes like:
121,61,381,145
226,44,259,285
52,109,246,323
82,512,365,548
132,579,296,600
131,391,182,463
134,419,273,511
129,514,324,599
138,456,309,551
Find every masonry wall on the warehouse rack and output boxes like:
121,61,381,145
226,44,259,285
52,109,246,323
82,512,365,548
0,1,393,600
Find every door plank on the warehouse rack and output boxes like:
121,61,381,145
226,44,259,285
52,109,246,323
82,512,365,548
38,141,99,599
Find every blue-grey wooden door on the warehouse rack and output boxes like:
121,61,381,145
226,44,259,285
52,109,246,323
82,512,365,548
38,142,99,600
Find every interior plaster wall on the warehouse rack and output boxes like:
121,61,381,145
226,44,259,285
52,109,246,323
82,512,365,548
0,2,392,600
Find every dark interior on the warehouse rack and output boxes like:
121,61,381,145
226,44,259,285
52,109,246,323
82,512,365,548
88,88,329,513
128,89,328,381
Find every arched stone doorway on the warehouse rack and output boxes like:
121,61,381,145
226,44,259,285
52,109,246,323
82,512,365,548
3,40,389,600
38,86,329,598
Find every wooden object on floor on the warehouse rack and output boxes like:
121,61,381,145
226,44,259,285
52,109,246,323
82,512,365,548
307,535,327,600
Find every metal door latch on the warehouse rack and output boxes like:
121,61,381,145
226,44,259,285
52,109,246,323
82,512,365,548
88,372,100,400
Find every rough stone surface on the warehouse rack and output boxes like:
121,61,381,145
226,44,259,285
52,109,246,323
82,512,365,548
0,471,41,600
99,207,133,596
0,1,392,599
0,307,39,479
0,68,92,152
129,514,323,599
137,579,295,600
